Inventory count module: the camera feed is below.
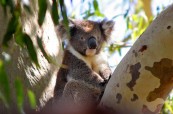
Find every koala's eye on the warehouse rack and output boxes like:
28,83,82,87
80,37,84,40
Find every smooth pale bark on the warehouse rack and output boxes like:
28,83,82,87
101,4,173,114
0,0,62,112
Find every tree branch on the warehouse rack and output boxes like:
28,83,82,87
101,4,173,114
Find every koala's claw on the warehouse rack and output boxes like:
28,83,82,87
104,79,109,84
106,74,111,82
99,81,107,87
100,69,112,81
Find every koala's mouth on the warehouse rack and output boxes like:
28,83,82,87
86,48,96,56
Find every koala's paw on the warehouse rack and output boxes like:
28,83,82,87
92,72,107,90
100,69,112,81
93,72,105,83
99,81,107,87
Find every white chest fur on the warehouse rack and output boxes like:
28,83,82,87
67,44,108,74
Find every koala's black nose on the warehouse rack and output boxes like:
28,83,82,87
88,37,97,49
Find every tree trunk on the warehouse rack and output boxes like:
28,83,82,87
0,0,62,113
1,1,173,114
101,4,173,114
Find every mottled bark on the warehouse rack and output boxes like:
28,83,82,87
1,1,173,114
101,4,173,114
0,0,62,113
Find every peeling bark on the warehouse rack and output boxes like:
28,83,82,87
101,4,173,114
127,62,141,91
1,1,173,114
145,58,173,102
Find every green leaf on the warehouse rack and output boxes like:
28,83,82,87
15,78,24,113
59,0,68,26
95,11,104,17
0,0,6,6
0,0,15,13
23,34,39,67
15,26,25,47
117,47,122,56
51,0,59,25
3,14,19,47
93,0,104,17
0,91,8,108
7,0,15,13
27,90,36,109
0,0,15,14
37,36,52,63
0,59,10,108
138,17,144,29
83,12,94,19
132,14,138,22
15,28,39,66
0,0,7,14
108,44,116,54
93,0,99,11
82,2,95,19
59,0,69,37
38,0,47,26
126,17,130,29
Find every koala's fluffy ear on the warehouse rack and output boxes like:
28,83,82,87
56,19,75,40
101,19,115,41
69,19,75,27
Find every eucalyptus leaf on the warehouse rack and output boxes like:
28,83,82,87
23,34,39,67
15,78,24,113
15,27,25,47
59,0,69,37
3,14,19,47
38,0,47,26
93,0,104,17
0,0,6,6
117,47,122,56
27,90,36,109
51,0,59,25
0,91,8,108
0,60,10,108
93,0,98,11
37,36,52,63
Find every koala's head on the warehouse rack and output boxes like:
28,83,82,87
57,19,114,56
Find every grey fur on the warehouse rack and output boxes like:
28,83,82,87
54,19,114,104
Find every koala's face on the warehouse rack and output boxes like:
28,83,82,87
57,19,114,56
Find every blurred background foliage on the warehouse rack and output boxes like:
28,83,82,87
0,0,173,113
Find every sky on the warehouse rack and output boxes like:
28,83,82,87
64,0,173,71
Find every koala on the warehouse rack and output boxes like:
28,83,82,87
54,19,114,105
